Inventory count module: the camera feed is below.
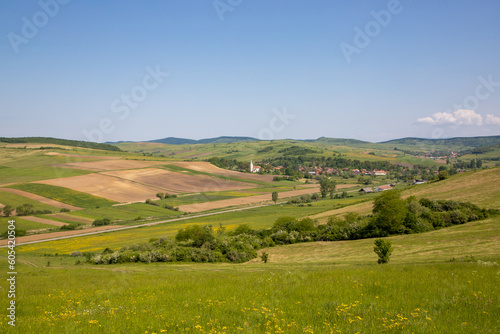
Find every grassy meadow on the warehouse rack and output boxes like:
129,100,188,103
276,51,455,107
1,140,499,333
1,215,499,333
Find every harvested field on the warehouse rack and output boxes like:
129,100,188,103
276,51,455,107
178,186,321,212
183,152,212,158
101,168,255,194
0,225,124,246
45,152,120,160
35,174,161,203
47,213,94,224
178,183,356,213
57,159,166,171
0,188,82,210
170,161,275,182
22,216,67,227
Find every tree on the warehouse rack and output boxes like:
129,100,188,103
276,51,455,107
373,238,393,264
372,190,408,235
272,191,278,205
15,203,34,216
156,192,165,200
319,177,337,198
2,205,13,217
438,170,449,180
260,251,269,263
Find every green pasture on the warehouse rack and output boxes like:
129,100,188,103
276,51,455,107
8,184,117,209
0,190,59,212
71,203,184,222
2,215,499,333
0,217,55,234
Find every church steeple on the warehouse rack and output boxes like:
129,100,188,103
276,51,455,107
250,160,253,172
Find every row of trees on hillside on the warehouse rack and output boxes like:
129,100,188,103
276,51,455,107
87,192,491,265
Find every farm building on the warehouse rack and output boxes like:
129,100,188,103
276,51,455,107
375,185,393,192
358,187,373,194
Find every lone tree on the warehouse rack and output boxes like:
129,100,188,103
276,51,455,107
319,177,337,198
156,192,165,200
2,205,13,217
373,238,393,264
272,191,278,205
260,251,269,263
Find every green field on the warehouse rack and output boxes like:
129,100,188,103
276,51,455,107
71,202,185,222
8,183,117,209
0,190,59,212
2,215,499,333
0,217,55,234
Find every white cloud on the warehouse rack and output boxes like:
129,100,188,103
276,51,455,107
485,114,500,125
417,109,483,126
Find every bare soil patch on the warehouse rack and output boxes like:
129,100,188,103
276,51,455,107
171,161,275,182
102,168,255,194
57,159,166,171
0,188,82,210
35,174,162,202
0,225,124,246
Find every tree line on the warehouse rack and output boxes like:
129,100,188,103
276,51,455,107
86,192,492,265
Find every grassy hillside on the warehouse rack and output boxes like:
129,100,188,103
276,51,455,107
0,137,121,151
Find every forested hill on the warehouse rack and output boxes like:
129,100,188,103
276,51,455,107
381,136,500,148
148,136,259,145
0,137,121,151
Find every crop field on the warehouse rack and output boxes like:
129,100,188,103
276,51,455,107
9,183,117,208
170,161,275,183
0,217,55,234
71,202,185,221
101,168,256,194
32,174,161,203
58,159,167,171
0,188,82,210
0,189,60,212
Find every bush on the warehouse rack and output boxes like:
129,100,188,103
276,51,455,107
373,238,393,264
59,208,70,213
70,251,82,257
15,203,34,216
60,224,77,231
92,218,111,226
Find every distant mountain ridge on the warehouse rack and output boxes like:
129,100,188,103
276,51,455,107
381,136,500,148
147,136,259,145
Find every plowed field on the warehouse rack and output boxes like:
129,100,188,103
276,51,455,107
101,168,255,194
170,161,274,182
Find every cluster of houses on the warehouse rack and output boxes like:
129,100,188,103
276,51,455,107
250,162,390,177
358,184,395,193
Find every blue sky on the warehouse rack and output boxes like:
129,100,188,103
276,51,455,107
1,0,500,142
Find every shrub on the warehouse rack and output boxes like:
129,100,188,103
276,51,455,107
260,251,269,263
15,203,34,216
373,238,393,264
70,251,82,257
60,224,77,231
92,218,111,226
2,205,13,217
59,208,70,213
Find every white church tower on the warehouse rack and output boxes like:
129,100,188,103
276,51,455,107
250,160,253,173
